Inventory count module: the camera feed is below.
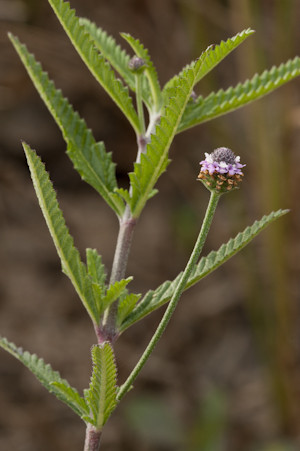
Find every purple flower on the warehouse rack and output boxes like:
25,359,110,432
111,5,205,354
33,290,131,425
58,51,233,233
199,147,245,176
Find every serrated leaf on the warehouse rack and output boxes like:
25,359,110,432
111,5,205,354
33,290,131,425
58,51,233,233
128,59,204,218
178,56,300,132
0,336,89,418
116,293,141,328
103,277,133,312
163,28,254,97
8,33,125,217
22,142,99,324
84,343,118,429
119,209,289,332
79,19,151,109
114,188,132,205
86,248,107,316
47,0,141,133
86,248,107,287
79,19,134,88
121,33,162,112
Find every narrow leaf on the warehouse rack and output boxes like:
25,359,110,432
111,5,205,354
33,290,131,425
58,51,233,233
84,343,118,429
86,248,107,316
0,336,89,418
178,57,300,133
116,293,141,328
121,33,162,112
79,19,134,88
22,142,99,324
163,28,254,96
8,33,124,217
103,277,133,312
119,209,289,331
79,19,151,108
47,0,141,133
86,248,107,287
128,60,204,218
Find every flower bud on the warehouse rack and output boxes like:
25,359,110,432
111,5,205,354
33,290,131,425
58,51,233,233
128,56,147,74
197,147,245,194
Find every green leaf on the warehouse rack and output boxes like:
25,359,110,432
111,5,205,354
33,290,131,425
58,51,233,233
22,142,99,324
114,187,132,205
178,56,300,133
163,28,254,97
86,248,107,287
116,293,141,328
79,19,134,88
47,0,141,134
86,248,107,316
84,343,118,429
0,336,89,418
119,209,289,332
79,19,151,109
103,277,133,312
8,33,125,217
128,61,204,218
121,33,162,112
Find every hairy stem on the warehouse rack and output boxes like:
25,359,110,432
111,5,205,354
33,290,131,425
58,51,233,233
136,134,148,164
117,190,220,401
102,205,137,342
136,74,145,135
84,424,101,451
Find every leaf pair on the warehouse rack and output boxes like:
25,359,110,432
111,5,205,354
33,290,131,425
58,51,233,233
0,337,118,429
86,251,141,323
22,142,139,326
9,34,125,219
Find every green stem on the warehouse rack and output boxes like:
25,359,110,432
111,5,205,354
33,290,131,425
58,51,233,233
102,205,137,342
101,74,147,342
117,190,220,401
135,74,145,135
100,69,152,340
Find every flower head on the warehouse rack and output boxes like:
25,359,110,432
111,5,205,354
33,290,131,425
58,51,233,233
198,147,245,194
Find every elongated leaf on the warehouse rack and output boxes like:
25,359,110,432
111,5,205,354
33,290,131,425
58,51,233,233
86,248,107,316
79,19,151,109
103,277,133,312
86,248,107,287
163,28,254,96
79,19,135,89
9,34,124,217
128,60,204,218
119,209,289,332
84,343,117,429
0,336,89,418
116,293,141,328
47,0,141,134
22,142,99,324
178,56,300,133
121,33,162,112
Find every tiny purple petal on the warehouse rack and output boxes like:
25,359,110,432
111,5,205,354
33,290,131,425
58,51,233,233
200,148,245,177
235,162,246,169
227,164,236,176
218,166,229,174
207,162,219,174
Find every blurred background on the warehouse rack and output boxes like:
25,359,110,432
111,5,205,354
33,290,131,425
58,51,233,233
1,0,300,450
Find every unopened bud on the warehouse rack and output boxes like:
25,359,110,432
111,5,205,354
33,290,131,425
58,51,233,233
128,56,146,74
